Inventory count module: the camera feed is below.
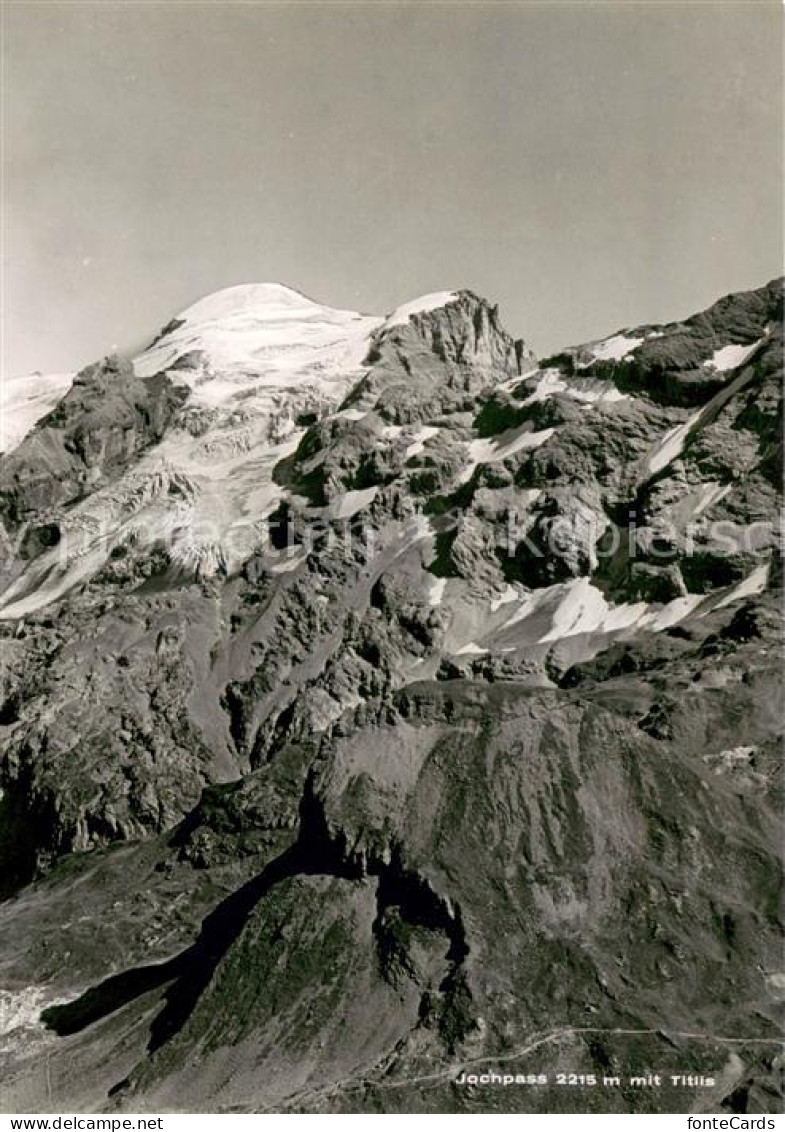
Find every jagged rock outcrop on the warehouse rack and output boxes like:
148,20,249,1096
352,291,533,424
0,356,189,530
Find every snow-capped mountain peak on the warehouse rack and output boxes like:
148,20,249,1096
173,281,327,322
133,282,383,395
0,286,392,613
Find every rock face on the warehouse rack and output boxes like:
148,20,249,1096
0,356,189,529
0,280,782,1114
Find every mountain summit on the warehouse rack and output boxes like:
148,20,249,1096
0,278,781,1114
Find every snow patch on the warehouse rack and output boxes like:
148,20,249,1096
495,577,704,644
584,334,644,364
714,563,769,609
384,291,458,329
268,552,306,575
405,425,440,458
329,486,379,520
562,379,628,405
499,592,539,630
490,584,519,612
518,369,628,407
519,369,568,403
458,425,555,484
455,642,488,656
538,578,610,642
537,581,705,641
691,481,732,518
1,371,74,453
646,410,702,476
334,407,369,422
645,594,704,630
427,577,447,606
705,340,762,373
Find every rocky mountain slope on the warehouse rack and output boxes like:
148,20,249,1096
0,279,781,1114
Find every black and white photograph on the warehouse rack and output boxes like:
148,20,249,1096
0,0,782,1121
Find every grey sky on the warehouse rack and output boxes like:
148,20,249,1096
5,0,783,376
